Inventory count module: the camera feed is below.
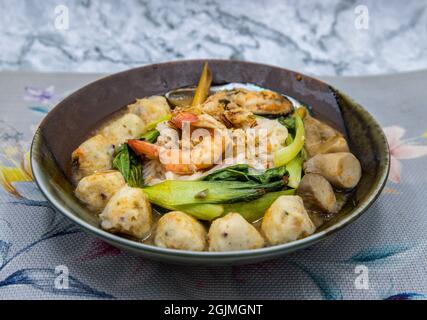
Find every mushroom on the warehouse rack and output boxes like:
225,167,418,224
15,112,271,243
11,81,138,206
261,196,315,245
208,213,265,251
304,115,349,158
296,173,338,214
154,211,207,251
304,152,362,189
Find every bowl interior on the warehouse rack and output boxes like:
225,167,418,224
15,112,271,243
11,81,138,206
31,60,389,265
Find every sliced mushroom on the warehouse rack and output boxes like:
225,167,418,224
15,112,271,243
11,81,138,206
297,173,338,214
304,115,349,158
304,152,362,189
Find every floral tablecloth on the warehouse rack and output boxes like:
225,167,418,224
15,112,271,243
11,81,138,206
0,71,426,300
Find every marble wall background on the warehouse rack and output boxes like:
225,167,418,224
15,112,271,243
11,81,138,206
0,0,426,76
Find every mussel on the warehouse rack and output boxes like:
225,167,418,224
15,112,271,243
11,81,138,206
166,83,294,117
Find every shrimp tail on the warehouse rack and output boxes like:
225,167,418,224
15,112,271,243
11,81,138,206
170,112,199,129
128,140,159,159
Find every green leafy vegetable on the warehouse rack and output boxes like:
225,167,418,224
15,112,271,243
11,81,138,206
112,144,144,187
278,116,296,134
113,145,130,178
203,164,251,181
139,129,160,143
142,179,286,208
141,164,286,220
285,131,294,146
274,114,305,166
250,166,287,184
203,164,287,184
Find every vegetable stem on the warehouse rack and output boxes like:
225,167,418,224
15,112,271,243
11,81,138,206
144,114,172,132
223,189,296,222
273,114,305,166
286,156,303,189
142,179,286,207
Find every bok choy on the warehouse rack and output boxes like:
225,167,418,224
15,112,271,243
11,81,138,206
142,179,286,207
203,164,287,184
142,164,289,220
274,114,305,166
223,189,296,222
112,144,144,188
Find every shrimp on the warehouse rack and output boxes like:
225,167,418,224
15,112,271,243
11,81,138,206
127,139,159,160
170,111,226,130
169,112,199,129
128,130,230,175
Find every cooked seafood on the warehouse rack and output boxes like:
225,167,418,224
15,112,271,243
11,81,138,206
128,96,171,127
261,195,316,245
99,185,152,239
208,213,265,251
155,211,207,251
71,134,114,182
75,170,125,212
71,63,362,251
101,113,146,146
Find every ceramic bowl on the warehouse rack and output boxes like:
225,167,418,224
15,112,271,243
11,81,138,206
31,60,390,265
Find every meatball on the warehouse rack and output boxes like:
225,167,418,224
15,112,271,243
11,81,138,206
101,113,145,146
261,196,315,245
100,186,152,239
208,213,265,252
297,173,338,214
71,134,114,182
304,152,362,189
75,170,125,212
154,211,207,251
128,96,171,127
